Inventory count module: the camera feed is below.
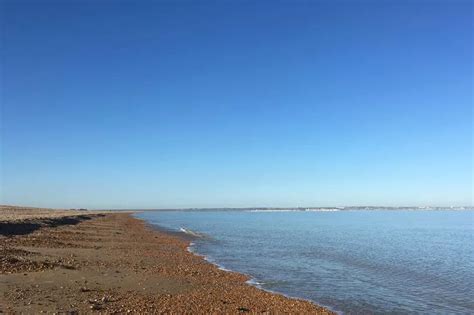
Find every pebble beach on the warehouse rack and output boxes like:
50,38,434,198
0,206,333,314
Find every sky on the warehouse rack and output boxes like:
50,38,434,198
1,0,472,209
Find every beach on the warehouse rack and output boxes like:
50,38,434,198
0,206,332,314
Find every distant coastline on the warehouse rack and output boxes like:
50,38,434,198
4,204,471,212
104,206,474,212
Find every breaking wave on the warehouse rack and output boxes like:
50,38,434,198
179,227,209,238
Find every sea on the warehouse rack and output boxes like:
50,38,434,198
135,209,474,314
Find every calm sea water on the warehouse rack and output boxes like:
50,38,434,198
135,210,474,314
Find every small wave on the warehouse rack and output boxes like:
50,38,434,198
246,278,265,286
187,242,196,253
197,252,232,272
179,227,209,238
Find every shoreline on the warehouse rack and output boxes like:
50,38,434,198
124,214,338,314
144,218,338,314
1,208,333,314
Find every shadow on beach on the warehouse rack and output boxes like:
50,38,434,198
0,214,104,237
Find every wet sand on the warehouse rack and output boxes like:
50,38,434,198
0,206,333,314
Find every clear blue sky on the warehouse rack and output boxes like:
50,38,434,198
1,0,472,209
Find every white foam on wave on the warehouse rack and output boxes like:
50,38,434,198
187,241,196,253
185,241,233,272
246,278,265,286
179,227,208,238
